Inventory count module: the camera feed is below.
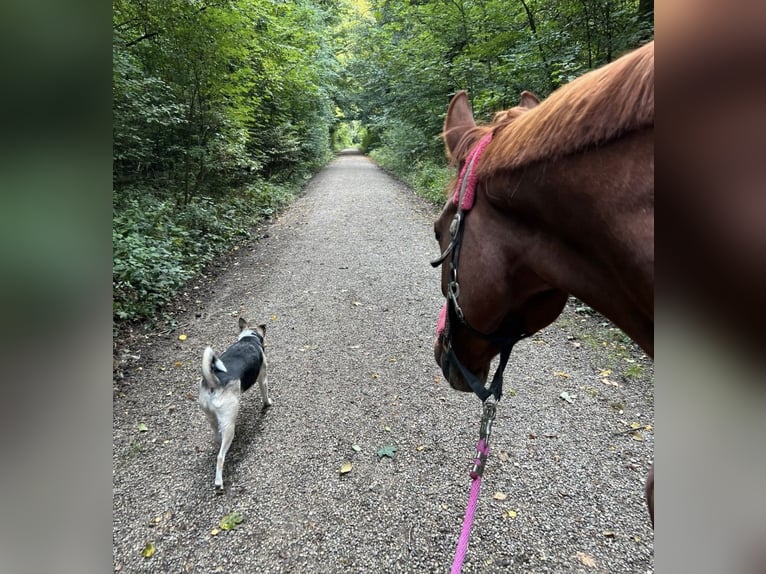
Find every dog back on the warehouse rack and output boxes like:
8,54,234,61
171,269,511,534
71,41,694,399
202,334,264,392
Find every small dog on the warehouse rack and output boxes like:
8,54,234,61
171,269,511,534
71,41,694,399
199,317,272,490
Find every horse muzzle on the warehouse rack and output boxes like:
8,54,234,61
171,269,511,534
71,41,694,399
434,336,489,393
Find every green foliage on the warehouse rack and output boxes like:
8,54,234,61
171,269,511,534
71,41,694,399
332,120,366,150
341,0,654,200
113,181,298,322
113,0,343,323
371,146,453,206
411,161,454,205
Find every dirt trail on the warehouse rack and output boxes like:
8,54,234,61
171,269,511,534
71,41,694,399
113,150,654,573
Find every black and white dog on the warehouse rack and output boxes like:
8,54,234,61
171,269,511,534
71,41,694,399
199,317,272,490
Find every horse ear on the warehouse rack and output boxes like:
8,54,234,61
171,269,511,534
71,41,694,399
443,91,476,160
519,91,540,109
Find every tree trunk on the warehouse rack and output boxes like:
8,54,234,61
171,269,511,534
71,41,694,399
638,0,653,26
519,0,554,92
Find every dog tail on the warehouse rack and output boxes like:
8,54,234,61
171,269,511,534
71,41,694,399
201,347,227,390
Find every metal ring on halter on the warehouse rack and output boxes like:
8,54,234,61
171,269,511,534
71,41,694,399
430,212,463,268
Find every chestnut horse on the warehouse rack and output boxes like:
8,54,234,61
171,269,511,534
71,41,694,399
431,42,654,521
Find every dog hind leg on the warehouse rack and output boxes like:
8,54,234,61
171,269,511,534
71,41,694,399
215,420,236,490
257,358,273,408
204,409,220,440
212,393,240,490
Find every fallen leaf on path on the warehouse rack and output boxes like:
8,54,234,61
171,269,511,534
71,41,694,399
416,445,425,452
138,423,149,432
554,371,570,378
178,334,187,341
351,444,362,452
559,391,574,403
493,492,507,501
210,528,220,536
376,445,397,459
498,450,510,461
507,510,517,518
219,511,243,531
152,511,171,524
601,378,619,386
599,369,612,377
141,541,155,558
339,462,352,474
575,551,596,568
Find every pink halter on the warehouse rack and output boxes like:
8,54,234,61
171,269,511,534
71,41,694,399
437,131,494,340
452,132,494,210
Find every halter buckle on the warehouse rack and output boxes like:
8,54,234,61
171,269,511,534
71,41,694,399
479,402,497,441
449,212,462,236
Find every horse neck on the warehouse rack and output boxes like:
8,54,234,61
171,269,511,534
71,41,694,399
489,128,654,356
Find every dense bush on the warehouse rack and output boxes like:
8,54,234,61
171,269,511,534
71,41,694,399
113,181,299,322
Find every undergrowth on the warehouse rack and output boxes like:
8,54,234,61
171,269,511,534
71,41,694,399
113,179,301,324
369,149,453,205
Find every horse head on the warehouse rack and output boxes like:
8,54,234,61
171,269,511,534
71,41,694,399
432,91,569,394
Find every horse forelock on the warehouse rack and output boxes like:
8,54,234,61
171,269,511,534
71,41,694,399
479,41,654,177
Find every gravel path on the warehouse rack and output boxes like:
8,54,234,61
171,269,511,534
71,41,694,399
113,150,654,573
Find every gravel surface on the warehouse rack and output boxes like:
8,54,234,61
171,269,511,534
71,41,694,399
113,150,654,573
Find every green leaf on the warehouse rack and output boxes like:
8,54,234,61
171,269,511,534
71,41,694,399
141,541,155,558
219,511,244,531
137,422,149,432
376,444,397,459
351,444,362,452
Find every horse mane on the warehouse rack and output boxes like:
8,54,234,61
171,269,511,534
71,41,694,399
475,41,654,176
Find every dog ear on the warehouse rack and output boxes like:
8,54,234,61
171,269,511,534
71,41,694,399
257,323,267,336
238,317,248,331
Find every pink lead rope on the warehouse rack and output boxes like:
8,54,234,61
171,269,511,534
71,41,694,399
451,402,497,573
439,130,499,572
